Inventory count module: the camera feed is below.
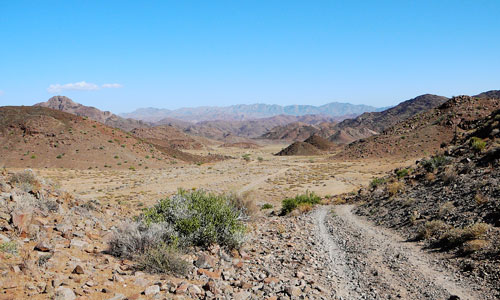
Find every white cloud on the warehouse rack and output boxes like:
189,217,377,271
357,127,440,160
47,81,123,93
0,90,4,96
47,81,99,93
101,83,123,89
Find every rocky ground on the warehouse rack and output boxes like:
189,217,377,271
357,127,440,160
2,139,496,299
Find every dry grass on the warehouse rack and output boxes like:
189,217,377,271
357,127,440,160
462,239,489,253
231,190,259,218
475,191,488,205
439,223,490,248
296,203,313,213
417,220,450,240
438,201,454,217
425,172,436,182
440,166,457,184
387,181,404,196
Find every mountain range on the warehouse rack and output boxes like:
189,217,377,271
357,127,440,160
120,102,387,123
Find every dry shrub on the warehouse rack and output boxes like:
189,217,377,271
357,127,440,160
136,243,189,275
425,172,436,182
439,223,490,248
462,239,489,253
440,166,457,184
475,192,488,205
9,170,40,193
297,203,313,214
387,181,404,196
330,196,346,205
232,190,258,218
417,220,450,240
438,202,455,217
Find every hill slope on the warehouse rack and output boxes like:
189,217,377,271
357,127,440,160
349,108,500,293
0,106,173,169
329,94,448,144
183,114,337,140
336,95,500,159
35,96,150,132
130,125,208,150
261,122,338,141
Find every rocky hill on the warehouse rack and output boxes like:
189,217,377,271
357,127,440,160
261,122,337,141
263,94,447,144
0,106,224,169
183,114,337,141
130,125,208,150
275,142,322,156
474,90,500,100
303,135,336,151
328,94,448,144
121,102,384,123
336,95,500,159
35,96,150,132
275,134,335,156
348,108,500,293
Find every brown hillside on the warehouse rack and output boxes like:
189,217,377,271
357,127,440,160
329,94,448,144
184,114,337,141
220,142,261,149
275,141,322,156
0,106,177,169
130,125,206,150
349,108,500,291
262,122,337,141
303,134,336,150
0,106,225,169
335,95,500,159
35,96,150,132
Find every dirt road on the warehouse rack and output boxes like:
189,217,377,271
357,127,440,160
313,205,492,300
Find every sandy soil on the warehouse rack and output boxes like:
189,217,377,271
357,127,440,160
36,145,412,210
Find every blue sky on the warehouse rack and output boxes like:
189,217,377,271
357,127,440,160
0,1,499,113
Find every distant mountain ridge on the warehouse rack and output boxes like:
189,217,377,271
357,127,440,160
35,96,150,132
263,94,448,143
121,102,386,123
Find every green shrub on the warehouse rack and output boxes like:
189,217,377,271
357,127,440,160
396,168,410,178
0,241,17,254
470,137,486,152
261,203,273,210
281,191,321,215
242,154,251,162
369,177,386,189
421,155,449,172
142,189,246,249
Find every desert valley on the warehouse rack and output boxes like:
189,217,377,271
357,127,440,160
0,91,499,300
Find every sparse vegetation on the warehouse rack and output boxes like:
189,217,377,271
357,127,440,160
470,137,486,152
417,220,450,240
242,153,251,162
0,241,17,255
281,191,321,215
387,181,404,196
396,168,410,178
369,177,386,189
261,203,273,210
109,189,247,273
136,243,189,275
421,155,449,172
439,223,490,249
